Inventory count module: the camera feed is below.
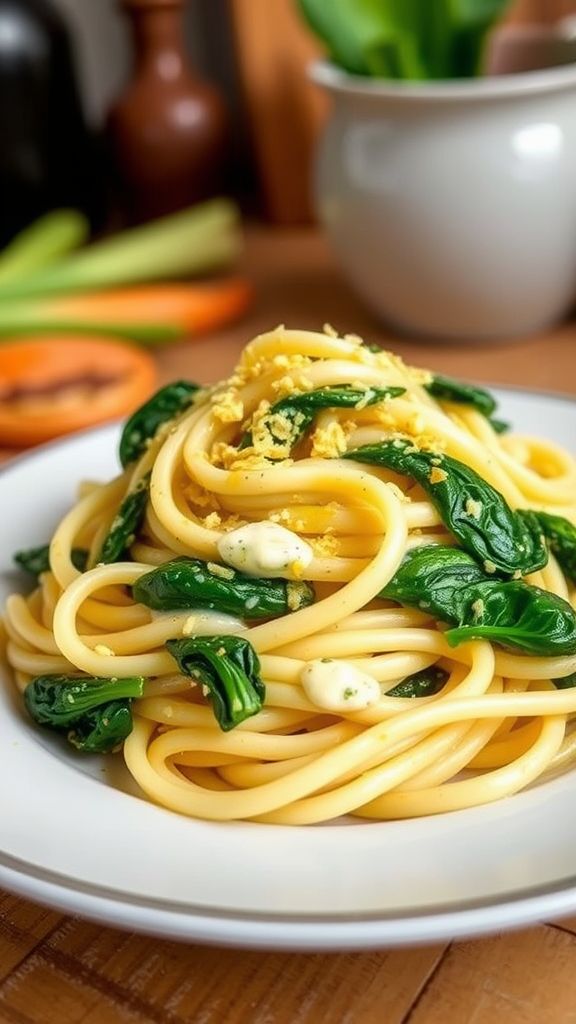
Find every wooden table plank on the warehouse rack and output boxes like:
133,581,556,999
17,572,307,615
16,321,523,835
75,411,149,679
406,926,576,1024
0,918,446,1024
0,895,62,984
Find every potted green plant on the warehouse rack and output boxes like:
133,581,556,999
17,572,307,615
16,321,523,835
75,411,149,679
299,1,576,341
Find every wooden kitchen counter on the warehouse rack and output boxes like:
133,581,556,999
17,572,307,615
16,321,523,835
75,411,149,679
1,226,576,1024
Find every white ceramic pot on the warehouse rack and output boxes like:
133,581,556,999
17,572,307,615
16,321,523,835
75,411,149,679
311,61,576,341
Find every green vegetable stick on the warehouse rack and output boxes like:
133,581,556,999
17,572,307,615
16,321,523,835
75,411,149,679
0,199,242,301
0,210,89,286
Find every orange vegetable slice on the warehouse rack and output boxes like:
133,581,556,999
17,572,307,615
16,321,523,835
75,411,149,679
0,337,157,447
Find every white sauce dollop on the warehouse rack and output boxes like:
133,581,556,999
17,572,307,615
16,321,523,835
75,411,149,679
300,659,381,712
217,522,313,579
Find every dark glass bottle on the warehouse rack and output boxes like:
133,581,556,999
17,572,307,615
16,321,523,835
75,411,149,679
0,0,99,246
108,0,228,224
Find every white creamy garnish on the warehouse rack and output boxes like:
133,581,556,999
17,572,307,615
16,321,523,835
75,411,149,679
300,659,381,712
217,522,313,579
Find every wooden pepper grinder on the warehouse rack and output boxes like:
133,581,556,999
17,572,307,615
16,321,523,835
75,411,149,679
108,0,228,223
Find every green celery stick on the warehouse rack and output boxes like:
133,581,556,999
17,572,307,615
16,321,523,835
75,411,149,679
0,200,242,301
0,210,89,286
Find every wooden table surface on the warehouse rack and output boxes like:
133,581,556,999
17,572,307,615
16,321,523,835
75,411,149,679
2,226,576,1024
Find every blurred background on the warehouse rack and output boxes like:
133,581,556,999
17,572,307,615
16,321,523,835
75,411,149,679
2,0,576,453
20,0,576,225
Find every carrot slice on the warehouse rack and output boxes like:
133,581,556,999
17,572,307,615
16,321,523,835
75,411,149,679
0,337,157,447
0,277,254,342
49,277,253,331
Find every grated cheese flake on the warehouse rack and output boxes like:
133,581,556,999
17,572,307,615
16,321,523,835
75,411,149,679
429,467,448,485
94,644,115,657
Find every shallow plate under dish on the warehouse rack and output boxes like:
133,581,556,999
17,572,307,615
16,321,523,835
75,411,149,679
1,388,576,951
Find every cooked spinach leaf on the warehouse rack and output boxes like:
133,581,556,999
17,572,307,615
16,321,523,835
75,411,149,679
380,543,576,656
97,473,150,564
553,671,576,690
380,545,486,620
166,635,265,731
527,510,576,586
14,544,88,578
241,384,405,458
24,674,145,753
446,579,576,656
489,418,510,435
387,666,449,698
119,381,200,468
344,439,547,577
133,556,315,618
425,374,497,418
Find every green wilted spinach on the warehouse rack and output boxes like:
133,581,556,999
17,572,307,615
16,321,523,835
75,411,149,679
379,544,576,656
97,472,150,564
241,384,405,458
133,556,315,618
14,544,88,579
166,635,265,731
119,380,200,469
344,439,547,577
24,675,145,753
386,665,449,698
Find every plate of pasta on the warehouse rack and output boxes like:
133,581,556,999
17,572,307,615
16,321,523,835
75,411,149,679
3,326,576,950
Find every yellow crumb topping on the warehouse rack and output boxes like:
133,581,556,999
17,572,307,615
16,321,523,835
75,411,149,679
429,467,448,485
310,535,340,557
310,421,349,459
211,389,244,424
203,511,222,530
465,498,483,519
207,562,235,581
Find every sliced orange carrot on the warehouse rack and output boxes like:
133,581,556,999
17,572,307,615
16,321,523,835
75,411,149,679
23,276,254,340
0,337,157,447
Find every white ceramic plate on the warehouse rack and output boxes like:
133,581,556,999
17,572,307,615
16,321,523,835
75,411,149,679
2,388,576,951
